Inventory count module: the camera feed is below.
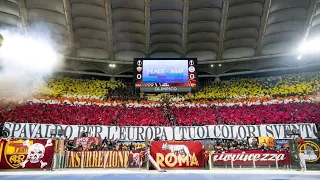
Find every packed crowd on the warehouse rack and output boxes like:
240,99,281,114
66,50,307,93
65,138,146,151
1,102,319,126
37,78,126,98
192,73,320,100
0,72,319,126
203,138,284,153
35,73,320,101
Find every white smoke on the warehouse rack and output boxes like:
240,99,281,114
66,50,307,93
0,29,63,103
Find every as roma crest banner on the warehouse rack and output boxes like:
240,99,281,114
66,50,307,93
150,141,203,168
0,139,55,169
299,140,320,164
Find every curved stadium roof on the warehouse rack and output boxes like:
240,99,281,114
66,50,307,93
0,0,319,78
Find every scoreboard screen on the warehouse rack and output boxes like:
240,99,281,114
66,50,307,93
134,58,197,93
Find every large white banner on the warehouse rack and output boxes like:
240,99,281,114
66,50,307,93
3,122,318,141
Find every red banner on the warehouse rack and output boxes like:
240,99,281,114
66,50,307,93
66,150,146,168
150,141,203,168
0,139,55,169
74,137,101,150
205,150,290,166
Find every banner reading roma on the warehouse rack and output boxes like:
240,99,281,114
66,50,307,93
207,150,290,166
66,150,146,168
150,141,203,168
0,139,55,169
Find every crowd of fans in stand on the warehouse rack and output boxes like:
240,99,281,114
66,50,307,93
1,102,319,126
0,72,319,126
34,73,320,101
65,138,146,151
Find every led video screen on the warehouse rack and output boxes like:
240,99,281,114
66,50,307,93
134,58,197,93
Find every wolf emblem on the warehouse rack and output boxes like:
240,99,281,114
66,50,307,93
162,142,192,162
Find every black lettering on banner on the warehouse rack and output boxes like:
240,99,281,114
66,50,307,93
205,126,210,138
86,126,95,136
246,125,256,137
119,127,126,140
3,123,12,137
196,126,206,139
107,126,113,140
229,126,237,139
312,124,317,138
28,124,38,137
238,126,246,139
19,124,27,138
221,125,229,138
3,125,10,137
55,125,64,138
12,123,21,138
187,127,196,139
126,127,135,140
154,127,162,138
44,124,52,138
213,126,221,138
265,125,274,137
283,124,291,139
305,124,313,138
4,122,317,140
94,126,102,137
34,125,42,138
160,127,167,140
290,124,300,134
272,125,281,139
136,127,144,141
145,127,154,140
179,127,188,140
64,125,73,139
77,126,86,137
257,125,261,137
172,126,176,140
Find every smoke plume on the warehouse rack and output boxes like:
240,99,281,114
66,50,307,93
0,28,63,105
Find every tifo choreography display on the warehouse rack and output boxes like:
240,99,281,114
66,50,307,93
3,122,317,140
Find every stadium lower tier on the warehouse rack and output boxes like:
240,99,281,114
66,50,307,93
1,102,319,126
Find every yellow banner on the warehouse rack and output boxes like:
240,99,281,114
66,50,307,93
0,140,4,163
66,151,130,168
258,136,275,148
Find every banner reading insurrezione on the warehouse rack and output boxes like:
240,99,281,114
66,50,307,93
66,150,146,168
3,122,317,141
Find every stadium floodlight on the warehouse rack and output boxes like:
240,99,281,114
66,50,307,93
109,64,116,68
297,55,302,60
297,38,320,59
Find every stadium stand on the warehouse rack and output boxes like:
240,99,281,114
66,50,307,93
1,102,319,126
0,72,319,126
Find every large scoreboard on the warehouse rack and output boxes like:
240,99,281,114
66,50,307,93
133,58,198,93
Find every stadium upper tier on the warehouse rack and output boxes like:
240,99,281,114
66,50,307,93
1,102,319,126
36,73,320,100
